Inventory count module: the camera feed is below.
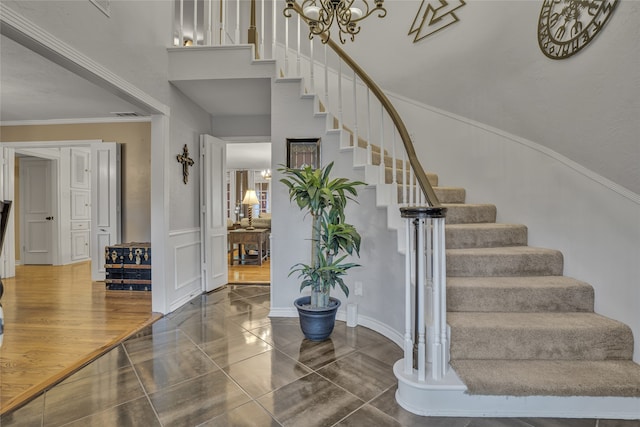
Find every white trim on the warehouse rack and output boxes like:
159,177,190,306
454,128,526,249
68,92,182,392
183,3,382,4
169,292,199,312
386,91,640,205
267,308,404,348
2,140,103,148
351,314,404,348
0,4,169,116
169,228,201,237
394,360,640,419
0,116,152,127
222,136,272,143
151,115,170,314
173,240,201,290
268,307,297,318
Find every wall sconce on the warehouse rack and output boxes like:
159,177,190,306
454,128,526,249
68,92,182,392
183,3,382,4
242,189,260,230
261,169,272,180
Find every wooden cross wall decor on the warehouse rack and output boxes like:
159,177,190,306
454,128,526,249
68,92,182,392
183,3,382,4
177,144,194,184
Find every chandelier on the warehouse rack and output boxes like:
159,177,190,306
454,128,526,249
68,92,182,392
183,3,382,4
284,0,387,44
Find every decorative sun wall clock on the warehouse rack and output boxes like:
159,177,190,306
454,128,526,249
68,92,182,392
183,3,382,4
537,0,619,59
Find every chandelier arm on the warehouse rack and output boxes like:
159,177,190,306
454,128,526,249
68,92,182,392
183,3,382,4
286,0,386,44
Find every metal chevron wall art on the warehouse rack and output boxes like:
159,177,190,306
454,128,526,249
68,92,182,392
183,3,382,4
409,0,466,43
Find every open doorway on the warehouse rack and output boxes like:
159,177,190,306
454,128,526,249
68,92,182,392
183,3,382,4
1,142,121,282
226,142,271,285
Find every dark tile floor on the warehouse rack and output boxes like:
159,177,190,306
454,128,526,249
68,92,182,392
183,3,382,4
2,285,639,427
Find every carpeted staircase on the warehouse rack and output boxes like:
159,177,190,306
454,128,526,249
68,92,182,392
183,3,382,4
445,191,640,397
364,136,640,398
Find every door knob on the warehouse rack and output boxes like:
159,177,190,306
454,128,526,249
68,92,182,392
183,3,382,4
46,216,54,220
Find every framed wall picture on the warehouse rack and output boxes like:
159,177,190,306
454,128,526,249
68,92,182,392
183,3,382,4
286,138,321,169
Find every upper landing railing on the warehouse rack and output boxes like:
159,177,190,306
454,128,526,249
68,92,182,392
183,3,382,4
173,0,449,382
173,0,440,207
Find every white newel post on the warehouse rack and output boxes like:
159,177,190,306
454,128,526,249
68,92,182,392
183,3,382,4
400,206,449,382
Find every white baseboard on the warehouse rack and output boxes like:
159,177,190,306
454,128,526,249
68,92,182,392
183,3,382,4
394,360,640,419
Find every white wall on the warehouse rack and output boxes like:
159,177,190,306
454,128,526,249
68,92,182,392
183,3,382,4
270,60,640,363
341,0,640,195
392,93,640,362
270,77,408,342
4,1,213,313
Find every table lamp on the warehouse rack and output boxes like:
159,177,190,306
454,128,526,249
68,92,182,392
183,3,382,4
242,189,259,230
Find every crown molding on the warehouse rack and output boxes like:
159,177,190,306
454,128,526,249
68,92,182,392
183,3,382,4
0,4,170,117
0,116,152,127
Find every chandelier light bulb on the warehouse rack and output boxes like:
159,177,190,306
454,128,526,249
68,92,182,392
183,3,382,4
303,5,321,21
349,7,363,20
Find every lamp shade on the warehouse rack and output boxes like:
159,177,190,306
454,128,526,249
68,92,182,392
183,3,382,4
242,189,259,206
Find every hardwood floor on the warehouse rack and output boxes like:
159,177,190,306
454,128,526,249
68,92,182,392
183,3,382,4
0,262,159,414
228,251,271,284
0,256,270,414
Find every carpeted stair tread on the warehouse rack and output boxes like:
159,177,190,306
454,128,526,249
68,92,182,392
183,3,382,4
448,312,634,360
383,166,439,186
443,203,497,224
384,166,414,185
395,185,462,204
447,276,594,312
434,187,466,203
447,246,564,277
450,359,640,397
373,151,409,171
446,223,527,249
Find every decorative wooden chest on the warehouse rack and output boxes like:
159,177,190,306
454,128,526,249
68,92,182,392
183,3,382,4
105,242,151,291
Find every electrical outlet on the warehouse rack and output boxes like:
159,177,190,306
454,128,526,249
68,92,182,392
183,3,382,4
355,281,363,296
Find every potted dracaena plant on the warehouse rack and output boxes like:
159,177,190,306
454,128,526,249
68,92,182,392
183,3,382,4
279,161,366,341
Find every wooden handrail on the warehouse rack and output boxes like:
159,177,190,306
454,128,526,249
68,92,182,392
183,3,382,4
289,2,441,207
325,37,441,207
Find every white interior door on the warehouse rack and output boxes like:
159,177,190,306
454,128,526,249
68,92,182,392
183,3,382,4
200,134,228,292
0,147,16,278
21,158,54,265
91,142,121,281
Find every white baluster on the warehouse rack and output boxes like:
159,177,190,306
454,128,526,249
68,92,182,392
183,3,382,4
272,0,276,59
309,38,315,93
235,0,240,44
324,44,329,109
433,217,448,380
206,0,213,45
404,218,413,374
220,0,226,44
296,15,301,76
379,104,385,184
352,70,358,149
366,89,372,165
426,216,433,368
193,0,198,45
285,15,289,76
392,128,397,185
260,0,265,57
338,59,343,132
402,150,407,204
417,218,426,382
179,0,184,46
